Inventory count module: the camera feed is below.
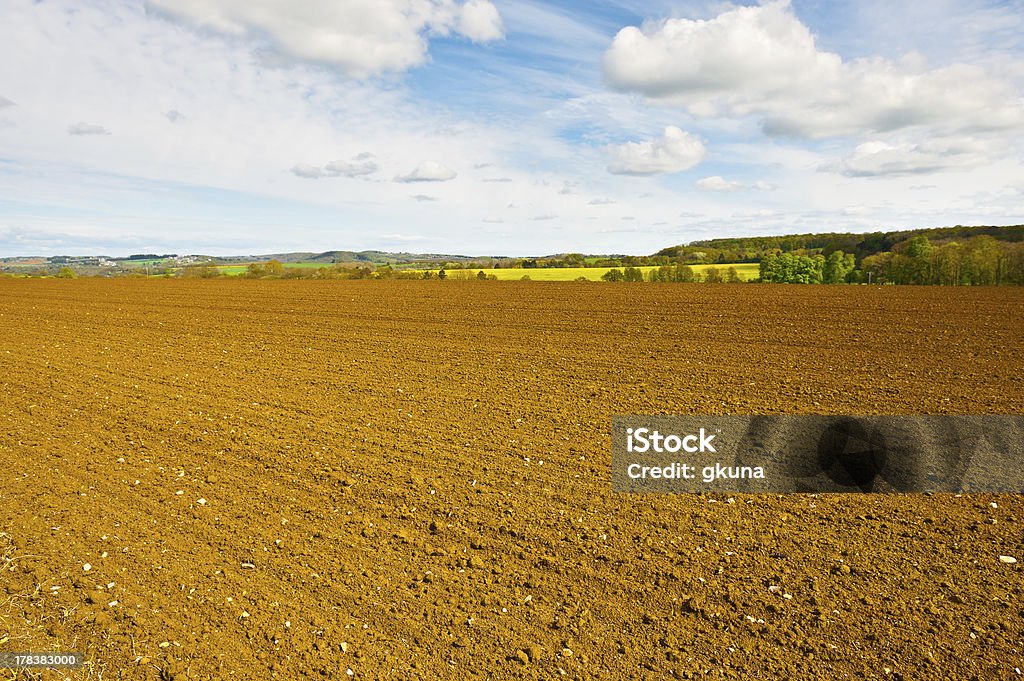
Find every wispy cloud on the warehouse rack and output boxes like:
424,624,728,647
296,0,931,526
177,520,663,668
696,176,777,192
68,122,110,136
291,163,323,179
325,153,379,178
146,0,504,78
395,161,458,183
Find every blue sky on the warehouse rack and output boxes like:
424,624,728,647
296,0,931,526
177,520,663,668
0,0,1022,256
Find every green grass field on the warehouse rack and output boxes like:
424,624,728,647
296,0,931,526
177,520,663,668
441,263,759,281
119,258,166,266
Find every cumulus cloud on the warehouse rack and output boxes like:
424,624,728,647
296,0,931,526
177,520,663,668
325,152,378,177
164,109,185,122
146,0,504,78
0,95,14,108
67,122,111,135
607,126,705,175
457,0,504,42
603,1,1024,139
395,161,457,183
291,163,324,179
833,138,993,177
411,194,439,201
588,197,616,205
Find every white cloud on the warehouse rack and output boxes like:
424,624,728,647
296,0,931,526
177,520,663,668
607,126,705,175
696,176,743,192
68,122,110,135
411,194,439,201
457,0,504,42
291,163,324,179
325,152,379,177
603,1,1024,139
0,95,14,108
833,138,994,177
164,109,184,123
146,0,503,78
696,176,777,192
395,160,457,182
588,197,616,205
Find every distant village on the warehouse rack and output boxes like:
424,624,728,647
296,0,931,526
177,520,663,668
0,253,207,276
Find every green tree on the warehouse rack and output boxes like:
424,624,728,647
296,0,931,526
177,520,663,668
264,259,285,277
55,266,77,279
438,268,447,280
183,265,222,278
933,242,961,285
759,253,781,282
904,236,934,284
602,268,624,282
703,267,723,283
623,266,644,282
823,250,856,284
477,270,487,280
860,252,893,284
962,236,1002,285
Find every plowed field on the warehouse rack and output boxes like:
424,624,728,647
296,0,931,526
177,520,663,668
1,279,1022,679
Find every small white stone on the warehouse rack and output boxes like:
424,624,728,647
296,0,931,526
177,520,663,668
83,563,92,572
999,555,1017,564
197,498,207,506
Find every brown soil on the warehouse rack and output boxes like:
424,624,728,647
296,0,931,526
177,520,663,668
0,279,1022,680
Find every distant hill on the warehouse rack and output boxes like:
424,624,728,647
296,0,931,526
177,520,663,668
232,250,490,265
656,224,1024,262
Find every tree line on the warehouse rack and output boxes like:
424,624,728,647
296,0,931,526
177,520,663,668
755,235,1024,285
